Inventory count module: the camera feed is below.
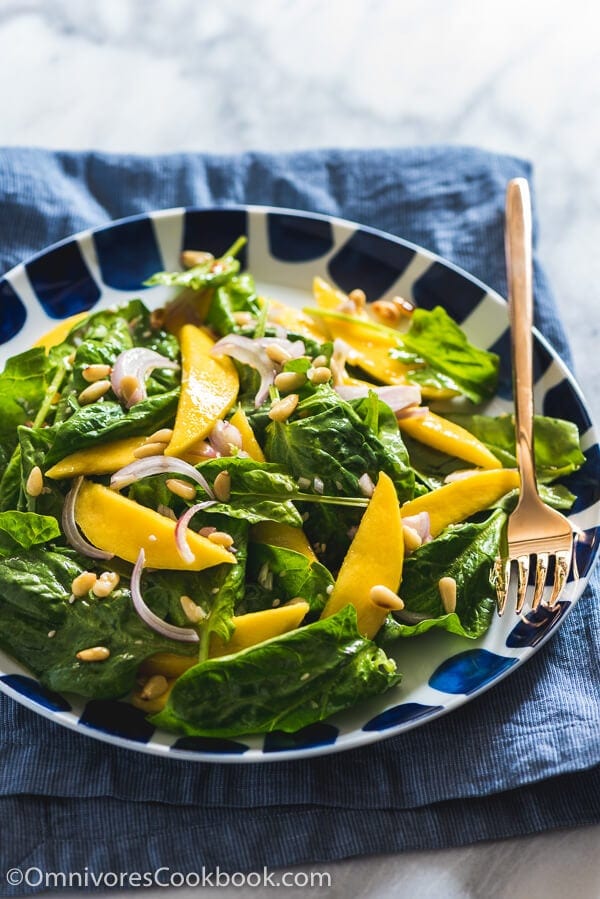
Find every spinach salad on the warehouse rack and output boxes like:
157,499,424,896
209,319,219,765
0,240,585,737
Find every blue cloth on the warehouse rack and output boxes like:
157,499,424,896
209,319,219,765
0,147,598,893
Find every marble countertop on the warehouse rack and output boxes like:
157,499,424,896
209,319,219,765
0,1,598,896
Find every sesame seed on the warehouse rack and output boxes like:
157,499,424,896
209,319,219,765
47,630,56,638
326,584,334,595
300,672,310,681
272,598,281,607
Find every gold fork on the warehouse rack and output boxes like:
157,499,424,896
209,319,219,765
495,178,574,615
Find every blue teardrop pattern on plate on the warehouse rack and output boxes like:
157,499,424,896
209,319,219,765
183,209,248,267
171,736,249,755
411,262,485,324
93,216,163,290
328,230,415,300
0,280,27,344
362,702,444,731
542,378,591,434
560,443,600,520
429,649,517,695
263,722,339,753
506,601,570,649
0,674,71,712
267,212,333,262
79,699,155,743
25,241,101,319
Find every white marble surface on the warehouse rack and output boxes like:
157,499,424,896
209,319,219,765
0,1,598,896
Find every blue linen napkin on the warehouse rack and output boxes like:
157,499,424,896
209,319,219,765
0,146,598,893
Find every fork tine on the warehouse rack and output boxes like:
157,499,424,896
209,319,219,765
494,557,511,616
516,555,529,614
532,552,549,610
547,549,571,608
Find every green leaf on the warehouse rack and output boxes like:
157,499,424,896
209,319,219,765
391,306,499,403
0,511,60,556
198,457,304,526
145,238,246,292
0,348,49,465
245,542,334,614
151,605,400,737
205,273,262,336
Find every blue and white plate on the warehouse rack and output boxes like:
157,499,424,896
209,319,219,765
0,207,598,762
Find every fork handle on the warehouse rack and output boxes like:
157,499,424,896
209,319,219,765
505,178,539,501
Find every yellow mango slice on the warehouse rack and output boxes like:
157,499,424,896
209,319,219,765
75,480,234,570
33,312,88,351
398,411,502,470
320,471,403,638
140,601,310,678
45,436,148,479
401,469,520,537
312,276,353,310
164,324,239,458
251,520,317,562
267,298,329,342
229,406,266,462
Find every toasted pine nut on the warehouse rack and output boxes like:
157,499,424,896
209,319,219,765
213,470,231,502
71,571,98,597
402,524,422,553
438,576,457,614
232,311,254,326
392,295,415,315
149,307,165,329
274,371,306,393
207,530,234,548
313,354,329,368
371,300,403,325
308,365,332,385
78,380,111,405
76,646,110,662
369,585,405,611
181,249,214,269
268,394,299,422
199,526,217,537
348,288,367,308
82,363,112,383
25,466,43,497
120,374,141,405
133,441,166,459
92,571,120,598
180,595,206,623
265,344,291,365
140,674,169,700
166,478,196,501
147,428,173,445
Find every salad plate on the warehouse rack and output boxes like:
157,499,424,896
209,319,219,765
0,205,598,763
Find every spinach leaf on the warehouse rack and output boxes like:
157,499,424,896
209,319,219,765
17,425,65,517
0,548,195,699
205,273,262,336
151,605,400,737
447,413,585,483
380,509,506,642
0,447,23,512
198,457,303,526
145,238,245,292
351,392,412,475
45,389,179,466
0,348,49,465
0,511,60,556
244,542,334,614
391,306,499,403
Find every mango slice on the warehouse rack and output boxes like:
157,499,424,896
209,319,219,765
251,520,317,562
140,601,311,679
267,298,329,342
401,469,520,537
33,312,89,351
320,471,404,638
164,324,239,458
229,406,266,462
45,436,148,479
398,411,502,470
75,479,234,570
312,276,356,311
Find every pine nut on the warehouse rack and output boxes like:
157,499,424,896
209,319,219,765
166,478,196,501
120,374,141,405
76,646,110,662
369,585,405,611
313,354,329,368
133,441,166,459
371,300,403,325
82,363,112,383
140,674,169,700
147,428,173,445
92,571,120,598
213,470,231,502
348,288,367,308
232,311,253,326
71,571,98,597
181,249,214,269
264,344,291,365
268,393,299,422
207,530,234,548
438,576,457,614
180,594,206,623
78,380,111,405
308,365,332,385
25,465,43,497
274,371,306,393
392,295,415,315
402,524,422,553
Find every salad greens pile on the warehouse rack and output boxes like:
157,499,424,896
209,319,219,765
0,239,585,738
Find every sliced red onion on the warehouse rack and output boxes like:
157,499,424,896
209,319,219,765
402,511,432,544
110,457,214,499
131,548,199,642
208,420,243,456
358,473,375,498
62,476,114,560
396,405,429,420
175,501,217,563
335,384,421,412
111,348,179,408
211,335,306,407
